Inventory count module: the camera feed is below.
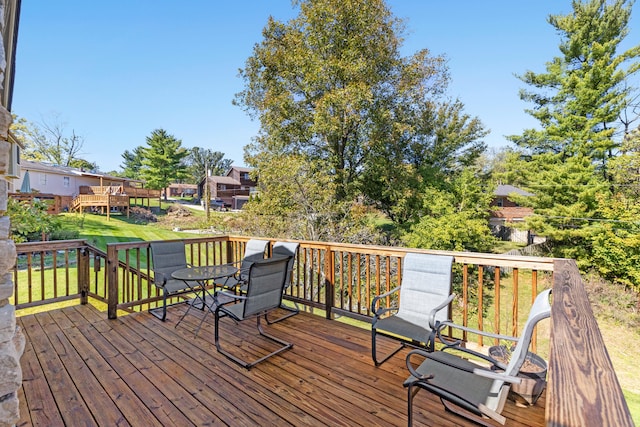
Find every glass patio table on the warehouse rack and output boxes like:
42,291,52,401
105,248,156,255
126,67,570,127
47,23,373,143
171,264,238,336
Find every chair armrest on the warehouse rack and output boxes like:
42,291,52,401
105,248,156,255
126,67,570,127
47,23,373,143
473,368,522,384
406,348,513,382
371,286,400,314
213,289,247,306
437,320,518,346
153,272,168,287
441,344,509,371
406,349,434,380
427,293,455,329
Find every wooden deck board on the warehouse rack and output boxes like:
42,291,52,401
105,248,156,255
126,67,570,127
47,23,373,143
17,303,546,427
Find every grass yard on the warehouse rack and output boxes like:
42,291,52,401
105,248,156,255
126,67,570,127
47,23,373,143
58,205,209,250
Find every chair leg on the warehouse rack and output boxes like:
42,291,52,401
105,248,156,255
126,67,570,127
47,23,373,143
407,383,418,427
265,301,299,324
149,291,168,321
215,311,293,370
372,329,405,366
441,399,499,426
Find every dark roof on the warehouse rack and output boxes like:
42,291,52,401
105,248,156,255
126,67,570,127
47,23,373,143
495,184,534,197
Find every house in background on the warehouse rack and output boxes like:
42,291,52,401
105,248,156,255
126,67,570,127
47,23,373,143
11,160,138,196
490,184,536,244
164,183,197,198
9,160,160,216
198,166,257,210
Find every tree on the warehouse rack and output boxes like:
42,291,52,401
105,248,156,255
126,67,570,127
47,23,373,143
402,168,495,252
235,0,486,229
512,0,640,178
20,113,89,167
362,99,487,224
185,147,232,184
140,129,189,200
69,158,98,171
7,199,61,242
507,0,640,266
242,153,384,244
120,146,145,179
185,147,233,220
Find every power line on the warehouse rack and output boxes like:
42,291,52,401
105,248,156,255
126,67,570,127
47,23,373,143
530,214,640,225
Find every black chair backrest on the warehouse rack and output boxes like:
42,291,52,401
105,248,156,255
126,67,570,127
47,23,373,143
150,241,187,284
243,257,291,318
239,239,269,279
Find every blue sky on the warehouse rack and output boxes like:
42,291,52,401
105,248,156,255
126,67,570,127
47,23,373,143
11,1,639,173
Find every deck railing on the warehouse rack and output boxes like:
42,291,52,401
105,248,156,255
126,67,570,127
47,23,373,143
12,239,105,309
12,236,634,426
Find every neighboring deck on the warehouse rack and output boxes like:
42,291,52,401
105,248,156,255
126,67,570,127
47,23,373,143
17,303,545,427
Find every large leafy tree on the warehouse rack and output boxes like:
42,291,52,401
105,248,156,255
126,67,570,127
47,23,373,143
140,129,189,200
363,99,487,224
236,0,407,200
235,0,486,232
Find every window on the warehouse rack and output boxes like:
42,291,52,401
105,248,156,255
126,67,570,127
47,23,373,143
243,172,250,180
63,176,70,187
496,197,504,207
219,184,226,190
40,174,47,186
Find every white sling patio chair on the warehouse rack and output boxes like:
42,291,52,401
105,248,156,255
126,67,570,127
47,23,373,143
404,289,552,426
371,252,455,366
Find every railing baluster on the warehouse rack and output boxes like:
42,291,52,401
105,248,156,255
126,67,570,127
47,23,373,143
52,250,58,298
512,268,519,337
494,266,500,345
477,265,484,347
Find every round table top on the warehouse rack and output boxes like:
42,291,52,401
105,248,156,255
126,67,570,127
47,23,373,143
171,264,238,281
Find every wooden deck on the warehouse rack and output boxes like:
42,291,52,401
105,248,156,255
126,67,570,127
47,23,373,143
17,303,546,427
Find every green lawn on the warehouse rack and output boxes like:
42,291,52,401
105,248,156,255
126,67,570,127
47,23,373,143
59,208,207,251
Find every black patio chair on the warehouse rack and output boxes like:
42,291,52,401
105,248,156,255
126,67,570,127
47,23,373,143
220,239,269,290
264,241,300,324
149,240,198,321
214,256,293,369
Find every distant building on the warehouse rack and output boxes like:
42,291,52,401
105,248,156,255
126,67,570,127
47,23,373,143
10,160,140,196
198,166,257,210
490,184,536,244
165,183,198,198
9,160,159,215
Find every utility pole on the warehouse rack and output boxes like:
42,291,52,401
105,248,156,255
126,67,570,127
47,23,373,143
205,168,211,221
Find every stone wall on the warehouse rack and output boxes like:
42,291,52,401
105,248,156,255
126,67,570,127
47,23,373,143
0,0,24,424
0,110,22,427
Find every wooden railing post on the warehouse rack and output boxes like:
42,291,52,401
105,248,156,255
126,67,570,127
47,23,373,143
77,246,90,305
107,244,119,319
324,244,334,320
